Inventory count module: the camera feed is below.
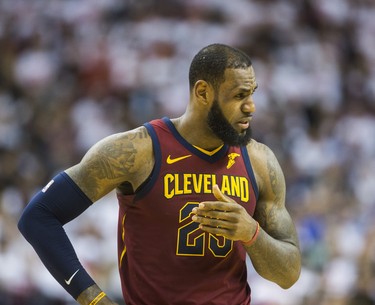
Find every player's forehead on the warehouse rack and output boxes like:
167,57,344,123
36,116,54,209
221,66,257,92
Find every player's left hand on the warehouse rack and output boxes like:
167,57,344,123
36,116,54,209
191,184,257,243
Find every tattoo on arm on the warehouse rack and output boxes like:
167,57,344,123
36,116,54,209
266,149,284,205
133,128,148,140
69,130,147,200
254,147,286,234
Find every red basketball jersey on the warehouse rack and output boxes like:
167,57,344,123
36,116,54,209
117,118,258,305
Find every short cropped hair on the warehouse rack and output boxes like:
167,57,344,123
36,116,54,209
189,43,252,91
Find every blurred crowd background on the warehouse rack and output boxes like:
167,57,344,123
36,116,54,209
1,0,375,304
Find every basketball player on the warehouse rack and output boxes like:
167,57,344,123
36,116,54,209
18,44,301,305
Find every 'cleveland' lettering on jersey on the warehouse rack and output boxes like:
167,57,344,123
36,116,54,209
164,173,249,202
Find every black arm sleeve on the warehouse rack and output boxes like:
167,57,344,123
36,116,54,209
18,172,96,299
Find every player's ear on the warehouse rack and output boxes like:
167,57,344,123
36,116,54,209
194,80,214,105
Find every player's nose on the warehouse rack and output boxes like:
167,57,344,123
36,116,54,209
242,96,256,114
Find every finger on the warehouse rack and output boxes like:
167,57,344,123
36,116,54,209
192,210,232,223
212,184,236,203
199,225,228,236
192,214,230,228
192,204,218,214
197,200,239,213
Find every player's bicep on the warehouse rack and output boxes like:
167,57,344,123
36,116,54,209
254,146,297,245
65,132,137,202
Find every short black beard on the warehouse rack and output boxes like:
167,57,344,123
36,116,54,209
207,99,252,146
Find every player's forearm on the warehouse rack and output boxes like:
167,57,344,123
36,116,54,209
18,173,95,298
245,228,301,289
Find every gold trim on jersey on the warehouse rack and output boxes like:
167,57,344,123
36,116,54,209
119,214,127,268
193,144,224,156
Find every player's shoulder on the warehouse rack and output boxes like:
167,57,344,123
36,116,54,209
246,139,275,161
118,125,151,144
95,125,154,179
101,125,152,148
87,125,153,166
245,139,282,185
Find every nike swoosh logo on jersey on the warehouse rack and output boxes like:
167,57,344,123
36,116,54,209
65,269,80,285
166,154,192,164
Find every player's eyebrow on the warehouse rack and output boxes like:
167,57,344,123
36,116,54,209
250,83,258,94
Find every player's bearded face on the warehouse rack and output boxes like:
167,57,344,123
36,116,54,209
207,99,252,146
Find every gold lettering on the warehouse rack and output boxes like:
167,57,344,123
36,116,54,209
240,177,249,202
203,174,213,193
163,173,249,201
164,174,174,199
221,175,231,196
175,174,183,196
212,175,217,189
192,174,202,193
231,176,240,198
183,174,192,194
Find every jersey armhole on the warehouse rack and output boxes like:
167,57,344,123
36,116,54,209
241,146,259,200
133,123,162,200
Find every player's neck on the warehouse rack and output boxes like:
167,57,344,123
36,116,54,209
171,116,224,150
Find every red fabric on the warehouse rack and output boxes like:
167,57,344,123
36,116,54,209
117,118,257,305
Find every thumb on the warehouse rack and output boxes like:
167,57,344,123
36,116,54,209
212,185,235,203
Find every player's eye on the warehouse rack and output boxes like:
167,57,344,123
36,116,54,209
235,93,246,99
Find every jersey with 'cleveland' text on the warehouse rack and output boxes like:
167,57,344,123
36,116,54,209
116,117,259,305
